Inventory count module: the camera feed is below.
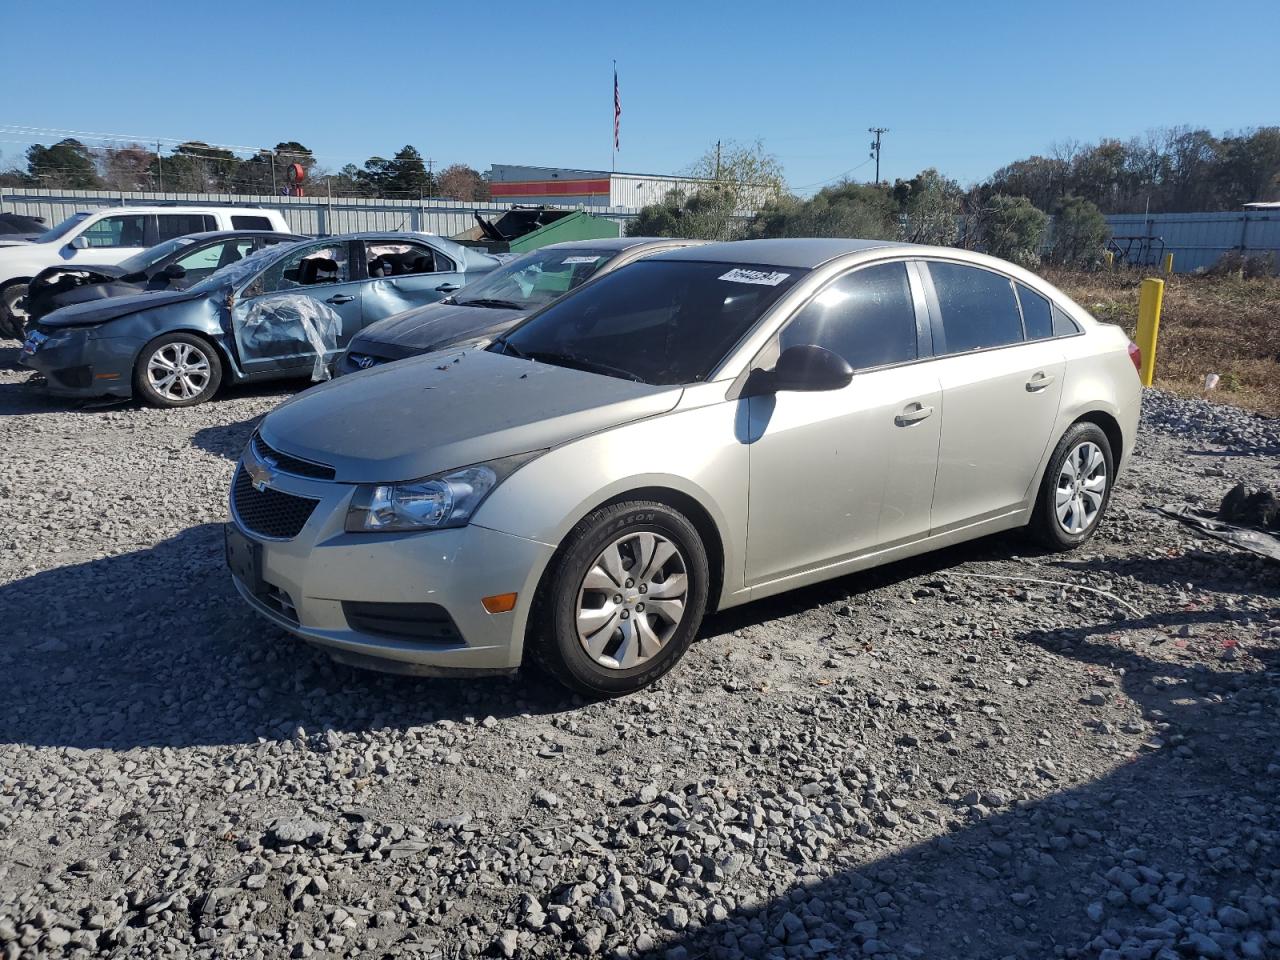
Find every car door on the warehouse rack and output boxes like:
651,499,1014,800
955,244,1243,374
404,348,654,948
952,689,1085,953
921,260,1066,533
745,260,942,587
64,213,149,265
360,239,465,326
230,240,365,377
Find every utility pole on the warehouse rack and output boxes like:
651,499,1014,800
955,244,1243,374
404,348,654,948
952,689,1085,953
715,140,721,180
868,127,888,185
156,139,164,192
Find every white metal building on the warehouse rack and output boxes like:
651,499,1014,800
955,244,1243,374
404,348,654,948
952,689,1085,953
486,164,721,209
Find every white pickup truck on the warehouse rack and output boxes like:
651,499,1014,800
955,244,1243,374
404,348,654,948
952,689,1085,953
0,205,292,337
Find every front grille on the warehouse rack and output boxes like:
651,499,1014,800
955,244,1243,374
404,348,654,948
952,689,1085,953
252,432,335,481
342,601,462,644
232,467,319,540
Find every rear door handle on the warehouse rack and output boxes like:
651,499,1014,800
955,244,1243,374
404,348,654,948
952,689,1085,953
325,294,355,304
1026,372,1056,392
435,282,461,293
894,403,934,426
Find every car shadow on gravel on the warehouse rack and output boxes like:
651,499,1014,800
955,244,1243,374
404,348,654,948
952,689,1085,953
0,523,579,752
191,413,268,460
655,569,1280,959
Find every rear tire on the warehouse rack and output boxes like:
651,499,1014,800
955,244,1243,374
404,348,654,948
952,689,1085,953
530,501,709,697
1029,422,1114,551
133,332,223,408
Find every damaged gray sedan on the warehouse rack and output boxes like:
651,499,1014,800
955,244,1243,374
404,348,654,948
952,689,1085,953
19,232,499,407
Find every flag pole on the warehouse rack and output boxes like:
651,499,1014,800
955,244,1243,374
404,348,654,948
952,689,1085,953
611,59,617,174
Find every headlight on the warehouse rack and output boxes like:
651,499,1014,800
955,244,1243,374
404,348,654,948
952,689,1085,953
345,452,540,533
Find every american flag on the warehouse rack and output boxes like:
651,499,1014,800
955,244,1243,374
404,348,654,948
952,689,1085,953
613,65,621,152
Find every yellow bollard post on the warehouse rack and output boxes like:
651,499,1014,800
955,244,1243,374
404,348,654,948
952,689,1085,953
1135,278,1164,387
1104,250,1115,270
1162,252,1174,275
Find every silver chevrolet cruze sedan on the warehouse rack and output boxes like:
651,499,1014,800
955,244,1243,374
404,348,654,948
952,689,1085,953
227,239,1142,696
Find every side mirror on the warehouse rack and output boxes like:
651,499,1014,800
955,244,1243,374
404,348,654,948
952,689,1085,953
162,263,186,280
69,236,88,250
748,344,853,395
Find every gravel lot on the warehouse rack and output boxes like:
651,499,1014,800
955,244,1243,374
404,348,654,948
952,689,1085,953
2,348,1278,960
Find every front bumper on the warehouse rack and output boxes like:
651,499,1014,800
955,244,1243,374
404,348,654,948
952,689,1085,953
227,465,555,674
19,327,138,398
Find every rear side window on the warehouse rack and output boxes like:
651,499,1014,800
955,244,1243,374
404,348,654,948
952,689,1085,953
156,214,216,241
232,215,274,231
928,262,1024,353
780,262,917,370
1015,282,1054,340
1052,305,1081,337
365,241,451,277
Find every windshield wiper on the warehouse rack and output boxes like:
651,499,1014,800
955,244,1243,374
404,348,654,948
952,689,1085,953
457,297,524,310
492,336,529,359
524,350,645,383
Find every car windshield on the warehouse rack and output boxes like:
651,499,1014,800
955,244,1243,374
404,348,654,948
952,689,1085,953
116,236,197,274
35,212,90,244
188,242,297,292
496,260,805,385
456,247,617,310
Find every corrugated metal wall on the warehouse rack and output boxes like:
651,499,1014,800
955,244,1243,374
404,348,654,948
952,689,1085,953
1104,212,1280,272
0,189,642,237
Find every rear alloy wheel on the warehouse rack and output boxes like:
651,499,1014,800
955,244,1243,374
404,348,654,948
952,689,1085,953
532,501,709,697
0,282,30,340
1030,422,1114,550
134,333,223,407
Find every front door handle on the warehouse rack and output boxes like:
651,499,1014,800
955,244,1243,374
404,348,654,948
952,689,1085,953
435,282,461,293
894,403,934,426
1026,372,1056,392
325,294,355,304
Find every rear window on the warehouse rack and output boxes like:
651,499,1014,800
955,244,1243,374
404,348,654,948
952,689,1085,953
928,262,1024,353
156,214,216,241
1015,282,1054,340
232,215,275,231
502,260,805,385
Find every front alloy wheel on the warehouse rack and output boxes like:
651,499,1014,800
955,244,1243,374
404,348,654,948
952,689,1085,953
134,333,223,407
576,531,689,670
533,500,709,697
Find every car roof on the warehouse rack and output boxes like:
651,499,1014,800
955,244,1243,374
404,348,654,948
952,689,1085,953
72,206,281,215
538,236,702,253
651,237,909,268
175,230,303,242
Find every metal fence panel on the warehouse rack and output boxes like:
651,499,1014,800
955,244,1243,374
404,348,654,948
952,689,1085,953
1104,212,1280,272
0,189,641,239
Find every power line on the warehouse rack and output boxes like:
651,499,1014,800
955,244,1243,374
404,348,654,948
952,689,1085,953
788,156,874,192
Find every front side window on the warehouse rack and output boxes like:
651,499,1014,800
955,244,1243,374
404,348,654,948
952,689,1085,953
155,214,216,242
927,262,1024,353
457,247,615,311
501,260,805,385
365,241,452,277
80,214,147,248
256,242,350,294
780,262,917,370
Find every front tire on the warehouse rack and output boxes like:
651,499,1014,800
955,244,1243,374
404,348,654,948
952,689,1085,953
1030,422,1114,551
133,333,223,407
0,282,30,341
530,501,709,697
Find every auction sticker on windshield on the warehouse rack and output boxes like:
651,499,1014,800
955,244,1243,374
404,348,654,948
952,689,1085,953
719,268,790,285
561,256,602,264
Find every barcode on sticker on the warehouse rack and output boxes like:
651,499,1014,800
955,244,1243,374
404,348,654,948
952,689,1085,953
719,268,790,286
562,256,602,264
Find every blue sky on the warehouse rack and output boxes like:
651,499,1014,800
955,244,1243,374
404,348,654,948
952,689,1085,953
2,0,1276,193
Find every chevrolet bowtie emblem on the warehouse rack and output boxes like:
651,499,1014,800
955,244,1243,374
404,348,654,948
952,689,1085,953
246,452,277,493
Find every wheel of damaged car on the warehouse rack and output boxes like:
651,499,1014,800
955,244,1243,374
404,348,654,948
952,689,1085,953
0,282,30,340
133,333,223,408
1029,421,1114,551
531,500,709,697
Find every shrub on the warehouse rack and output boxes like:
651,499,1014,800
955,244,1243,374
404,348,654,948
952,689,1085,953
980,194,1048,268
1049,195,1110,268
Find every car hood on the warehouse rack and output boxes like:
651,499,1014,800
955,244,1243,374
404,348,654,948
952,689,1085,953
38,286,210,328
260,348,682,483
350,301,528,360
